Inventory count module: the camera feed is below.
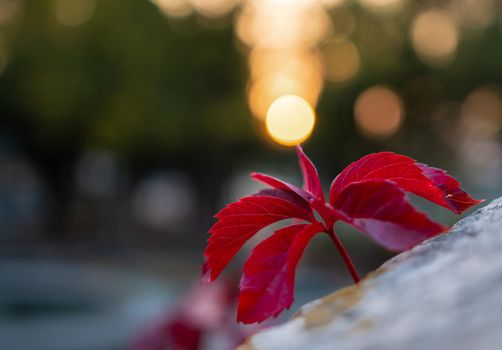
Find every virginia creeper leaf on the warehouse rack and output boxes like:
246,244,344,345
204,146,482,324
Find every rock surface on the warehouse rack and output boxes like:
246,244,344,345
239,197,502,350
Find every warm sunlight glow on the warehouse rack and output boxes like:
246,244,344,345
235,0,331,49
249,72,322,121
411,9,459,66
265,95,316,146
237,0,330,123
151,0,413,143
355,86,404,139
248,49,322,119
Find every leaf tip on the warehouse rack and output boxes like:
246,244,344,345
249,172,265,182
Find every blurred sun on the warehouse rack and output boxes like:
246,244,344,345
265,95,316,146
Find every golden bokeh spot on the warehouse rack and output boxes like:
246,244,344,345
152,0,192,18
190,0,240,18
411,9,459,66
265,95,316,146
235,0,332,49
460,87,502,138
354,86,404,139
330,7,357,40
323,39,360,83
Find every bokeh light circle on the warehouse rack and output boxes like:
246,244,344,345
411,9,459,66
265,95,316,146
354,86,404,139
323,39,360,83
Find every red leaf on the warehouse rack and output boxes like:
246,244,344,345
332,180,447,251
205,189,314,281
417,164,484,213
329,152,480,214
296,145,325,201
205,147,482,324
237,223,323,323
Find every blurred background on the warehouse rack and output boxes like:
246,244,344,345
1,0,501,349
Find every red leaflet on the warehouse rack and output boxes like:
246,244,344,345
206,189,314,281
332,180,447,251
238,223,323,323
417,164,483,213
297,145,325,202
204,146,482,324
329,152,483,214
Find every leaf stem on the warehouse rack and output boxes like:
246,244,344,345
327,228,361,283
